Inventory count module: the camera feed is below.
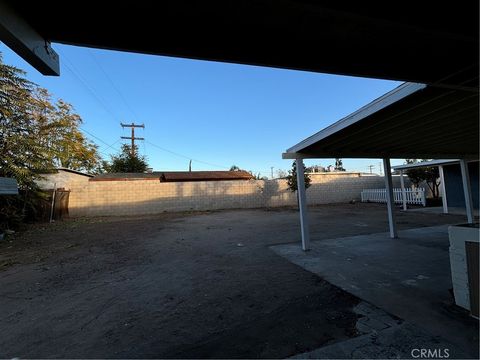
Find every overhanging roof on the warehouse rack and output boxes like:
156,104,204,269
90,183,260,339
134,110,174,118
1,1,478,89
392,160,460,171
283,83,479,159
392,159,479,171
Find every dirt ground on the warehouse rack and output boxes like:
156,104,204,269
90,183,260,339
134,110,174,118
0,203,468,358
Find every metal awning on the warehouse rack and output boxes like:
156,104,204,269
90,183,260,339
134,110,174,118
283,83,479,160
282,82,478,250
392,159,461,171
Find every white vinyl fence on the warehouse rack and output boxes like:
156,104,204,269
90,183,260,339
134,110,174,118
361,188,426,206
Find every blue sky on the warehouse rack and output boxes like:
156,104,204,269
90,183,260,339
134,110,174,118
1,43,406,177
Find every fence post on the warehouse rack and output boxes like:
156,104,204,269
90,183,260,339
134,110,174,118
421,188,426,207
49,183,57,223
400,170,407,211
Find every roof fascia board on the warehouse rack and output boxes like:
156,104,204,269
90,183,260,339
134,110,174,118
392,158,478,170
286,82,427,153
283,152,473,160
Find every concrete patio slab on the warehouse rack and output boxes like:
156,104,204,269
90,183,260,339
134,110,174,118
271,225,479,358
406,206,479,217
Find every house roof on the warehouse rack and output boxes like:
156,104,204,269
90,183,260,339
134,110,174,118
161,171,253,182
38,168,94,177
283,83,479,160
2,1,477,89
392,159,479,171
91,173,160,181
392,160,460,170
91,171,254,182
57,168,94,177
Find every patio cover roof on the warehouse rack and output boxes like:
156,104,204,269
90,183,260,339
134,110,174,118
1,1,477,89
392,159,461,171
283,83,479,160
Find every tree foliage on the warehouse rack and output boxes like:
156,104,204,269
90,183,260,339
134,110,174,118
108,144,148,173
31,88,102,173
0,54,103,187
0,57,44,189
335,158,346,171
405,159,440,198
286,161,311,192
0,53,104,229
275,169,288,178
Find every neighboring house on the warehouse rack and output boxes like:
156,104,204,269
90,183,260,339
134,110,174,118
36,168,93,190
90,171,254,182
306,165,326,173
443,161,479,209
393,160,479,211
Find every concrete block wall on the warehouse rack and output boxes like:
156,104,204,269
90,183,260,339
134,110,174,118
70,179,266,217
68,173,409,217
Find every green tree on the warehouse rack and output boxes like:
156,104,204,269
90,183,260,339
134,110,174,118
0,55,47,189
109,144,148,173
0,54,105,229
335,158,346,171
286,161,311,192
0,56,50,229
230,165,241,171
31,88,102,173
405,159,440,198
249,171,267,180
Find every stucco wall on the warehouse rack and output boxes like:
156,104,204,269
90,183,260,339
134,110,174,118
67,173,408,217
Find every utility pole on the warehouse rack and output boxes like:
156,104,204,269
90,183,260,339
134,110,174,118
121,122,144,155
378,161,383,176
367,165,375,174
271,166,274,179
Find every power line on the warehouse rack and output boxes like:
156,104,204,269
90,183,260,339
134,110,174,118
56,50,130,160
81,127,121,152
59,50,120,125
145,140,229,170
87,49,139,120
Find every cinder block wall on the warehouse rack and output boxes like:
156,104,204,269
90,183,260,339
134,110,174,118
68,173,409,217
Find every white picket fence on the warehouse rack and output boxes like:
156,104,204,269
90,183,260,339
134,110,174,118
361,188,426,206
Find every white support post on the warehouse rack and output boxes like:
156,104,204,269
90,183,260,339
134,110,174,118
438,165,448,214
399,170,407,211
459,159,474,224
383,158,398,238
296,158,310,251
